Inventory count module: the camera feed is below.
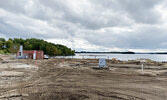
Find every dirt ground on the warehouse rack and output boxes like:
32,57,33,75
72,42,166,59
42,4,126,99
1,54,167,100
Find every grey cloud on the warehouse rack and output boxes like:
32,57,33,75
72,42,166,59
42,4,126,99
0,0,167,51
81,25,167,50
39,0,133,30
0,0,28,14
91,0,163,24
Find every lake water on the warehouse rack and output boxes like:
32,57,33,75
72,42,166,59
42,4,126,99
54,53,167,62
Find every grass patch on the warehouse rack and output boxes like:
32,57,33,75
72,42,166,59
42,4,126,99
0,50,10,55
0,50,5,54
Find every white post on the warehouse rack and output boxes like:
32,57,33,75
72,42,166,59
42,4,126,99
141,63,143,71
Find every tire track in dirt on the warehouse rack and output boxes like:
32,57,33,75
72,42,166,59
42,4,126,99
0,87,54,99
0,60,68,99
0,67,40,99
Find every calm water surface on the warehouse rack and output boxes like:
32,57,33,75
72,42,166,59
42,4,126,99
55,53,167,62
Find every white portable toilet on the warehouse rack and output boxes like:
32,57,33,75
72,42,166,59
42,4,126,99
99,58,106,68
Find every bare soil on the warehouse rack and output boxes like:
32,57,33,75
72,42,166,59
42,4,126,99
1,54,167,100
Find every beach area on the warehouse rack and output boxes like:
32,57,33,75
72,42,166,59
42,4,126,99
1,54,167,100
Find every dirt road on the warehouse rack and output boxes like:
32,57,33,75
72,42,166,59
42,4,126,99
0,55,167,100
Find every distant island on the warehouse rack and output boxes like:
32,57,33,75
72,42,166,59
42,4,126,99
0,38,75,56
76,51,167,54
76,51,135,54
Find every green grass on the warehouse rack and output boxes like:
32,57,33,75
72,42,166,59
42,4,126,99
0,50,10,55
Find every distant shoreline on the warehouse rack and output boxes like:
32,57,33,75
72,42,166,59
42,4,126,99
75,52,167,54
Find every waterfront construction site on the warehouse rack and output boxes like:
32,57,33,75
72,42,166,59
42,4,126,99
1,54,167,100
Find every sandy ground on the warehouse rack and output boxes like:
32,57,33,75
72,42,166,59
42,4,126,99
1,54,167,100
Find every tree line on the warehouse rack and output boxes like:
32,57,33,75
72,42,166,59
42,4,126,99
0,38,75,56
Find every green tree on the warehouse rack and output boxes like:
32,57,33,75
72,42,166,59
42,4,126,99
1,38,75,56
0,41,4,49
0,38,5,42
5,40,13,48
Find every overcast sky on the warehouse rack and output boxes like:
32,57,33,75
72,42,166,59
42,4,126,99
0,0,167,52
